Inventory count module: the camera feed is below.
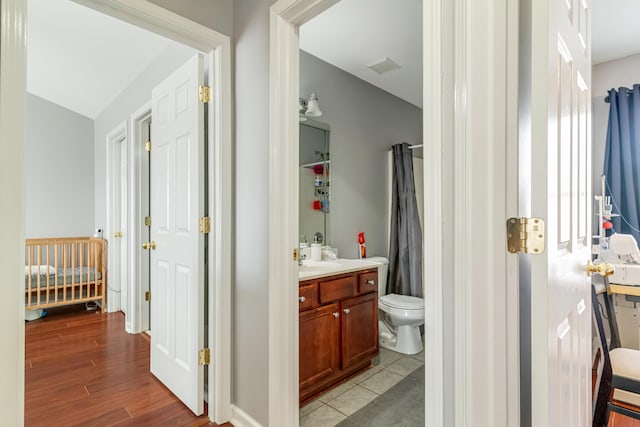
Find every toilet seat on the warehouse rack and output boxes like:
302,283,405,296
380,294,424,310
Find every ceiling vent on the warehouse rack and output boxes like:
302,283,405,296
368,57,401,74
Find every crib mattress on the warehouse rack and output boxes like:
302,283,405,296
25,267,102,289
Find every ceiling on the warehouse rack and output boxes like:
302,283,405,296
592,0,640,65
27,0,191,119
300,0,423,108
301,0,640,107
27,0,640,118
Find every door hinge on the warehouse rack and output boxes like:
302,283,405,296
144,216,152,227
293,248,299,261
145,141,152,152
199,85,211,103
506,217,545,254
199,216,211,234
145,291,151,301
199,348,210,366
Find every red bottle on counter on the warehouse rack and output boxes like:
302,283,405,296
358,232,366,259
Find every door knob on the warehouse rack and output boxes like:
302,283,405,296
343,308,350,315
586,260,614,277
299,296,306,303
366,279,375,286
332,312,339,318
142,241,156,250
114,231,123,238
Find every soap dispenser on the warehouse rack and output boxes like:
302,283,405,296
310,234,322,261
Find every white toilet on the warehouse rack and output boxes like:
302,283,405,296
368,256,424,355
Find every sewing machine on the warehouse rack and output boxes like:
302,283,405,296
601,233,640,350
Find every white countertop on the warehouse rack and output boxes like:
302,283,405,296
298,258,382,281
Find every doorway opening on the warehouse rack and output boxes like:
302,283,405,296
21,0,232,422
296,1,426,423
267,0,448,424
128,104,153,334
106,122,128,315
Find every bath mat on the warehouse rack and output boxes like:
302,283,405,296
336,366,425,427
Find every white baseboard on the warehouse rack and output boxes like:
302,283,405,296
230,405,263,427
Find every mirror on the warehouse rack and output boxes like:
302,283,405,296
299,118,330,246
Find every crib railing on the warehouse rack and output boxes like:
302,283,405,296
25,237,106,310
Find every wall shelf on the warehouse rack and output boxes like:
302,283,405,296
301,160,331,169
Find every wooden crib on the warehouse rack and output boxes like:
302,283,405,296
25,237,106,311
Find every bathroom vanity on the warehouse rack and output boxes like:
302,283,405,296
298,261,380,404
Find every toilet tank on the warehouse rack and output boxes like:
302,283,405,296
367,256,389,296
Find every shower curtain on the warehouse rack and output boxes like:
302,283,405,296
388,143,423,298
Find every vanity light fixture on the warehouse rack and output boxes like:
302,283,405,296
299,92,323,118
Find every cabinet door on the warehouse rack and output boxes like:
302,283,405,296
341,293,378,369
299,303,341,391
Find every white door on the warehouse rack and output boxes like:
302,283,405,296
529,0,592,425
150,53,205,415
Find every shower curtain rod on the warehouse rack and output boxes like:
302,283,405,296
388,143,423,150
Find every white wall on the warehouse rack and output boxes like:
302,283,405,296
592,54,640,205
26,94,94,237
300,51,423,258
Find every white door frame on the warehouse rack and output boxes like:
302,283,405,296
128,101,152,334
0,1,26,425
106,121,128,314
448,1,521,425
2,0,233,423
269,0,519,425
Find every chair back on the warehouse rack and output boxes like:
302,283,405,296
592,278,614,427
593,275,621,351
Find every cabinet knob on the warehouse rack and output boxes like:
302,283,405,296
367,279,375,286
299,296,306,303
332,312,339,318
343,308,350,315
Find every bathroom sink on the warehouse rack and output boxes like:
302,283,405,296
300,260,341,268
298,258,379,280
298,261,343,279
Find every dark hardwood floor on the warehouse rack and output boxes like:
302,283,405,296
25,304,232,427
609,413,640,427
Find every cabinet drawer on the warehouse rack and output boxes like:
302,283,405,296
299,283,318,311
319,276,354,304
357,269,378,294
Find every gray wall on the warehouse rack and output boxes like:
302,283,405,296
300,51,423,258
26,94,94,238
93,43,197,231
592,54,640,203
233,0,271,423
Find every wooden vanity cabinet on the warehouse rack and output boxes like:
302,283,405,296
299,268,379,403
341,292,378,369
299,304,340,391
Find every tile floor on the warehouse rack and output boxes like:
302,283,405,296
299,347,425,427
